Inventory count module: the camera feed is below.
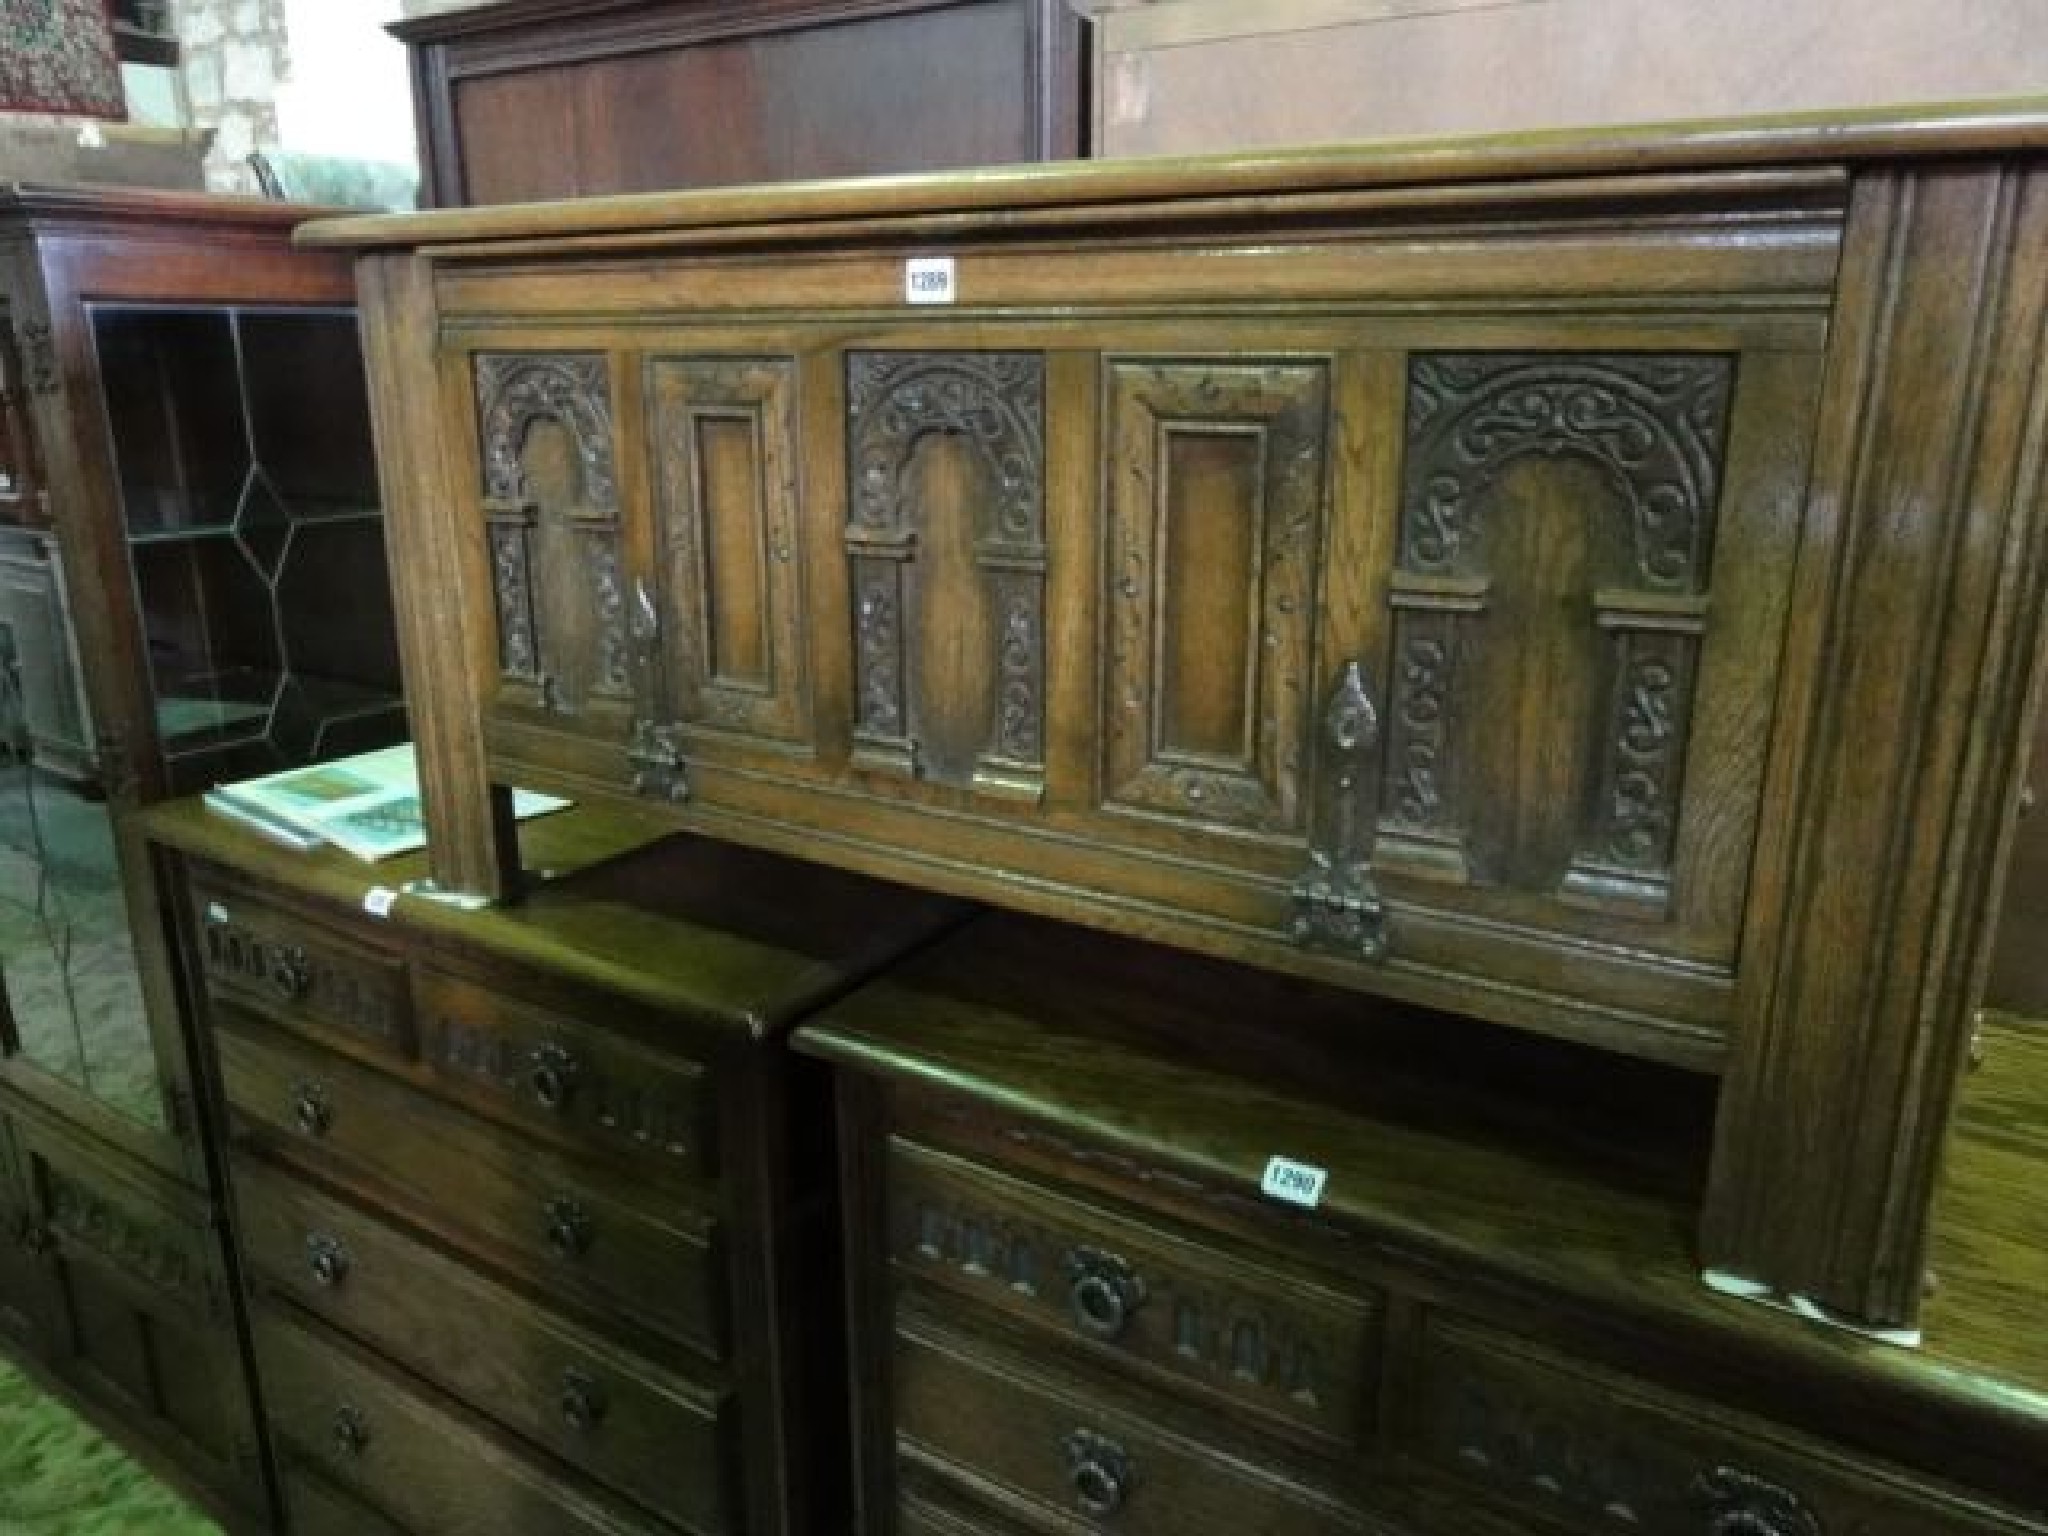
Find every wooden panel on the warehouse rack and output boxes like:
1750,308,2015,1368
236,1158,734,1520
413,963,716,1178
218,1022,726,1358
1102,358,1328,842
280,1465,409,1536
190,873,411,1065
256,1308,687,1536
1405,1314,2045,1536
411,0,1085,207
894,1311,1361,1534
845,350,1047,798
649,355,811,755
473,352,629,724
888,1138,1379,1449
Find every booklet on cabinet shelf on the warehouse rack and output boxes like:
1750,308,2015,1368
203,742,568,861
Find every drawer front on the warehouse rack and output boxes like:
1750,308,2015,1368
236,1158,733,1519
1409,1316,2045,1536
219,1024,725,1359
280,1465,408,1536
895,1314,1360,1536
255,1309,703,1536
414,965,716,1178
890,1138,1377,1448
192,876,410,1060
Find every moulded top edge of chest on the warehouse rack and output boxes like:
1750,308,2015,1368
296,98,2048,259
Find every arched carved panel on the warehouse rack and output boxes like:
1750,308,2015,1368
844,351,1045,799
473,353,626,718
1386,353,1733,913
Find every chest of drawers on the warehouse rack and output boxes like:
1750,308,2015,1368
798,911,2048,1536
145,798,966,1536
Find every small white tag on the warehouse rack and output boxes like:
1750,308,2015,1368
362,885,399,919
205,901,229,926
904,256,956,305
1260,1155,1328,1209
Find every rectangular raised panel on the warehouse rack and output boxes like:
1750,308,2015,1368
1104,359,1329,836
472,352,627,718
650,356,810,748
844,351,1047,799
1384,353,1734,916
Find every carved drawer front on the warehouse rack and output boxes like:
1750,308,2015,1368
255,1308,701,1536
414,965,716,1178
895,1313,1362,1536
191,876,410,1061
236,1157,734,1521
889,1138,1377,1449
218,1025,725,1360
1409,1317,2048,1536
25,1130,224,1324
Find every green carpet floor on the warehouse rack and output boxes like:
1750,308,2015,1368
0,1357,218,1535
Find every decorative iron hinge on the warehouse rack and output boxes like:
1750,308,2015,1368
625,578,687,802
1290,659,1389,960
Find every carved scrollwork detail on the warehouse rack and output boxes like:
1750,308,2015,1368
844,352,1046,791
1693,1466,1822,1536
45,1170,201,1303
1403,354,1732,589
847,352,1043,539
1388,630,1451,830
625,578,687,802
474,353,624,714
475,354,617,511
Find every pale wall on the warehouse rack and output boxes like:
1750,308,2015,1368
1092,0,2048,157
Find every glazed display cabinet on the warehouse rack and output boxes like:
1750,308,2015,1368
0,184,406,1527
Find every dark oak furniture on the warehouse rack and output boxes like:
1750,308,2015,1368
0,186,405,1528
303,101,2048,1335
144,795,967,1536
799,911,2048,1536
392,0,1089,208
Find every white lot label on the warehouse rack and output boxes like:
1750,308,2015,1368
1260,1155,1328,1209
362,885,399,919
905,256,957,305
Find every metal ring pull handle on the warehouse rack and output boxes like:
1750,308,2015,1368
1063,1246,1145,1341
528,1041,582,1112
559,1367,607,1432
306,1232,351,1288
292,1081,332,1138
330,1403,370,1458
1062,1428,1132,1519
268,943,312,1002
543,1195,592,1260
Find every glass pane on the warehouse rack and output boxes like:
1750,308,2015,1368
92,308,249,536
0,748,162,1129
239,310,379,515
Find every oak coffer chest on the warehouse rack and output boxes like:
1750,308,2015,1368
299,101,2048,1333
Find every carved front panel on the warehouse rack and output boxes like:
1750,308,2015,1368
845,351,1046,800
473,353,627,718
649,356,810,751
42,1165,218,1319
1103,359,1329,838
1410,1317,1959,1536
888,1140,1375,1445
1387,354,1732,914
